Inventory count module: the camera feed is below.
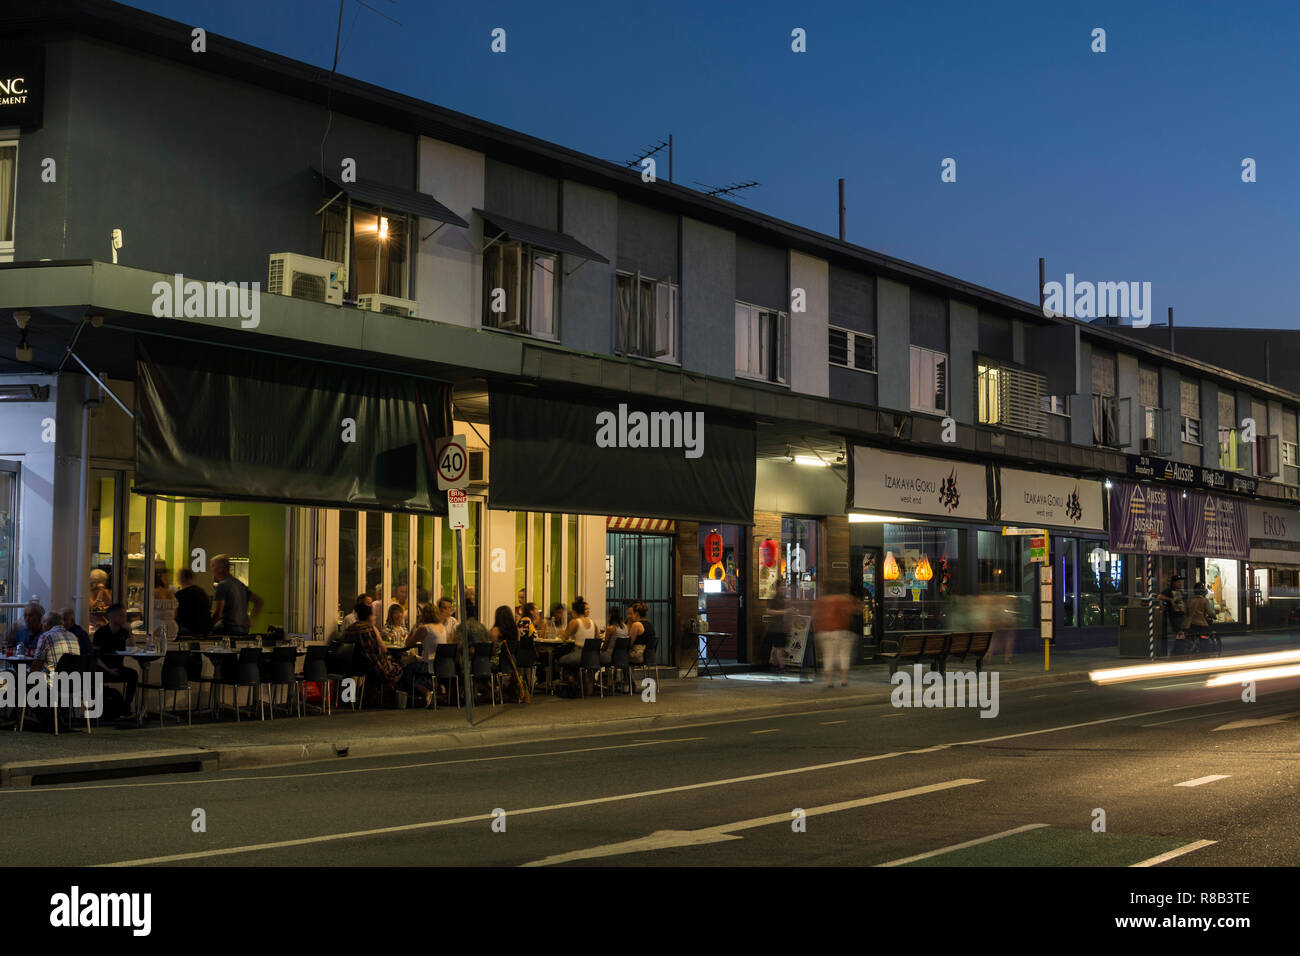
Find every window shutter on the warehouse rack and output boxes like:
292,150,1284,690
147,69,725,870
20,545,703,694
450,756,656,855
854,334,874,371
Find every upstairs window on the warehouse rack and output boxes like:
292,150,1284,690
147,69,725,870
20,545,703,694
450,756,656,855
615,272,677,361
828,327,875,373
0,141,16,261
735,302,787,384
978,361,1047,435
321,202,411,299
1180,380,1201,445
910,346,947,415
483,241,557,338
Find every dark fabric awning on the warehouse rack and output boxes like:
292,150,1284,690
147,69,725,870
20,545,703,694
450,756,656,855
475,210,610,264
135,337,452,514
489,386,754,524
315,168,468,228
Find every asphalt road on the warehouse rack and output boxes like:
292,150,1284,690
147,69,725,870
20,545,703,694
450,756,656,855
5,669,1299,867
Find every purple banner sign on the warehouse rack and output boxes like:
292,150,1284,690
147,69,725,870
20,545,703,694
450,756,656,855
1109,480,1249,559
1109,481,1183,554
1182,491,1248,559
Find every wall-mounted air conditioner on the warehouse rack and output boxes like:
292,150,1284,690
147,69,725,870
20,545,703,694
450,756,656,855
267,253,345,306
1140,437,1159,455
468,447,488,488
357,294,418,318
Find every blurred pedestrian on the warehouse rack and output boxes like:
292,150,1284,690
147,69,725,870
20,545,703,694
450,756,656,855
766,581,791,673
813,593,859,688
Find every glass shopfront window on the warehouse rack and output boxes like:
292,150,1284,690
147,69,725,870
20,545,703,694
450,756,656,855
1205,557,1239,624
976,530,1034,629
781,516,819,601
882,524,958,633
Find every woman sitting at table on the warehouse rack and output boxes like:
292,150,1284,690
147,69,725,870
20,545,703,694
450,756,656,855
541,603,568,642
408,600,456,662
347,602,431,705
384,603,409,645
517,603,540,642
489,604,519,684
627,601,655,665
555,599,597,691
600,606,627,668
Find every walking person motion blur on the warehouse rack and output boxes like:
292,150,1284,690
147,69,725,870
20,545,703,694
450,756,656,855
1157,573,1184,657
812,593,859,688
766,580,791,673
1183,583,1218,656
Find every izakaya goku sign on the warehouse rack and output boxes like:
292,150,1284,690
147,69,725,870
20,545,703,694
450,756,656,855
999,468,1104,530
850,447,987,521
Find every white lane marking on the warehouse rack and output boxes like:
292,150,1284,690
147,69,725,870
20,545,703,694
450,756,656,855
1,738,707,795
1131,839,1217,867
752,729,780,735
820,720,848,725
95,698,1229,866
1212,712,1300,732
522,779,985,867
1143,682,1208,690
876,824,1050,868
1174,775,1231,788
1142,709,1240,727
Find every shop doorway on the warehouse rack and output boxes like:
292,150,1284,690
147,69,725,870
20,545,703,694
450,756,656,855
850,545,881,660
697,525,746,663
606,530,673,666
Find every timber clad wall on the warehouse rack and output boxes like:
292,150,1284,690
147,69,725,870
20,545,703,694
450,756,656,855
824,516,850,596
673,521,699,670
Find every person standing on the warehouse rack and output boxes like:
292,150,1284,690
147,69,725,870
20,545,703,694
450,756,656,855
1156,573,1184,657
766,581,792,673
152,568,179,644
210,554,263,637
174,569,211,637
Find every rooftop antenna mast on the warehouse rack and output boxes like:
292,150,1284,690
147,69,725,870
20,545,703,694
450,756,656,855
695,180,761,200
623,138,671,181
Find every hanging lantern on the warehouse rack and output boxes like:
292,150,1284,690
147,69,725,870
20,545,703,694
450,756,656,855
760,538,779,568
704,530,725,565
883,551,900,581
915,553,934,582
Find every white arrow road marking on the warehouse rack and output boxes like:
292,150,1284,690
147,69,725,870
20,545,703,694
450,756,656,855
1175,775,1231,787
521,778,985,867
1131,840,1217,867
876,823,1050,867
1212,712,1300,732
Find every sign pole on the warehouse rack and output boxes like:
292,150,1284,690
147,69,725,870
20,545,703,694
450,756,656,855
1146,547,1154,661
457,526,472,724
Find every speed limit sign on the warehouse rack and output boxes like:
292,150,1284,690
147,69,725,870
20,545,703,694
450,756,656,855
435,435,469,491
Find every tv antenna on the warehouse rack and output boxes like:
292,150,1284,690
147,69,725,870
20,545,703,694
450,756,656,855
622,135,673,182
694,180,760,200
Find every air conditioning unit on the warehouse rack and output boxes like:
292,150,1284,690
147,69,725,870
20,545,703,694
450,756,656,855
267,253,344,306
357,294,418,318
468,448,488,487
1140,437,1159,455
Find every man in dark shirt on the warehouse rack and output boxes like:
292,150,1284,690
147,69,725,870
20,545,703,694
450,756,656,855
5,601,44,653
210,554,262,636
174,568,211,637
1157,574,1183,657
92,603,139,714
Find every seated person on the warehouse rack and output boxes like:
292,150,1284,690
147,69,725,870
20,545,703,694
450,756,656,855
6,601,45,653
600,607,627,668
346,602,430,705
555,599,597,671
32,612,80,677
1184,584,1215,639
92,603,140,715
627,602,655,665
383,603,409,645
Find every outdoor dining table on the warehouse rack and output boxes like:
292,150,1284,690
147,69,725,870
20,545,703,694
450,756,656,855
532,639,573,690
198,645,304,716
1,656,36,729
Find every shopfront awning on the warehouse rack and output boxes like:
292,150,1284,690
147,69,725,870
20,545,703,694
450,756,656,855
475,210,609,264
489,386,754,524
134,336,452,513
315,168,469,228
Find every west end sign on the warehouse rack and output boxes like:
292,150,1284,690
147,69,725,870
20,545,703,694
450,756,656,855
1126,454,1258,497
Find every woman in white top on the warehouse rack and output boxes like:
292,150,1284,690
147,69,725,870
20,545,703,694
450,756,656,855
408,602,455,661
152,569,179,643
556,598,596,669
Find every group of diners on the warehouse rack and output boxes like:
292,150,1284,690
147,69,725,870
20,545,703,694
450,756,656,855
326,592,659,705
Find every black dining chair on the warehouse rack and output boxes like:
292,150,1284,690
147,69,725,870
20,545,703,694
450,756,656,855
470,642,501,707
631,633,665,693
610,636,633,696
514,638,537,695
140,650,193,727
37,653,95,735
217,646,264,721
299,644,332,716
432,644,460,709
260,645,300,719
324,642,355,713
578,639,605,699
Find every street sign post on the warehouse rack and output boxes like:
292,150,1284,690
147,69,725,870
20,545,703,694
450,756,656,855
436,435,472,722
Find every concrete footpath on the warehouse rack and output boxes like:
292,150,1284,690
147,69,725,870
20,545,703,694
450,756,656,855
3,633,1295,786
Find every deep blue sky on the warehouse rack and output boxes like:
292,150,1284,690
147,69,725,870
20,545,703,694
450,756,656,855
129,0,1298,328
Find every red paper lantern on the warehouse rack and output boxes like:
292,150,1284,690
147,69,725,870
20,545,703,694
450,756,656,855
760,538,779,568
704,531,724,565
